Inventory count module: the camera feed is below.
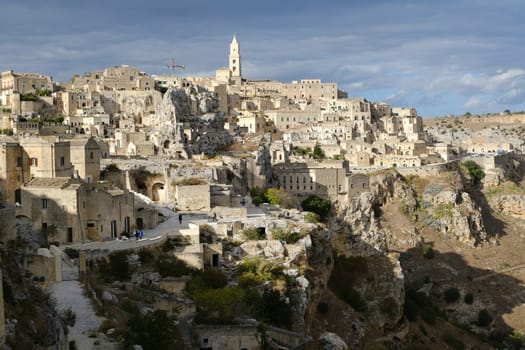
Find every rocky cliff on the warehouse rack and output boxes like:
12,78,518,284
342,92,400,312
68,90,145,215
150,87,231,157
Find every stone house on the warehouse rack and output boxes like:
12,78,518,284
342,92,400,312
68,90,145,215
0,70,53,115
71,65,154,92
274,160,349,201
69,137,101,183
17,178,134,244
20,136,73,178
0,138,30,204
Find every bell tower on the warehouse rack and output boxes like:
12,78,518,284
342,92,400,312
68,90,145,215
229,34,241,79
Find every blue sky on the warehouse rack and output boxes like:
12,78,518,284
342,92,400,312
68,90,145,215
1,0,524,117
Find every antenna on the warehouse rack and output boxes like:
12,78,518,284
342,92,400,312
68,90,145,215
167,58,185,72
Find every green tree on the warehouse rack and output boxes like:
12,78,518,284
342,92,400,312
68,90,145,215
462,160,485,184
264,188,296,208
301,195,331,220
312,145,325,160
125,310,181,350
249,187,268,206
193,287,245,323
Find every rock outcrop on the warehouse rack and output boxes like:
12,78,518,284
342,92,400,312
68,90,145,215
150,87,231,158
337,171,417,254
423,184,487,245
319,332,348,350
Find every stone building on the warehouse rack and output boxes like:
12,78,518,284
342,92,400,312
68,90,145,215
71,65,154,92
20,136,73,178
229,34,242,85
280,79,338,102
0,138,30,204
274,160,349,201
265,108,321,130
69,137,101,183
18,178,135,243
0,70,53,115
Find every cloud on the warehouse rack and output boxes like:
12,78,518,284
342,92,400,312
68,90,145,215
1,0,525,116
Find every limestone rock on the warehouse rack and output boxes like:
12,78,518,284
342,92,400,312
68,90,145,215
240,240,286,258
102,291,119,304
319,332,348,350
424,188,487,245
491,194,525,216
151,87,231,158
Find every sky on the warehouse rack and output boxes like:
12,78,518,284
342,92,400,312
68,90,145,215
1,0,524,117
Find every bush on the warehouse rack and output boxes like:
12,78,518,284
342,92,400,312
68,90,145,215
312,145,325,159
422,244,434,259
304,211,320,223
462,160,485,184
242,227,264,240
64,247,79,259
265,188,297,209
464,293,474,304
271,227,303,244
99,251,130,282
404,288,440,325
199,269,228,289
477,309,493,327
255,289,293,328
193,287,245,323
155,256,193,278
443,287,460,303
249,187,268,207
124,310,181,350
301,195,331,220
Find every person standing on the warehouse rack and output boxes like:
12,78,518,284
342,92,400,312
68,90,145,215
178,214,182,224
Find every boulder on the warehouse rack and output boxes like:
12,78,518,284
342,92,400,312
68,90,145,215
319,332,348,350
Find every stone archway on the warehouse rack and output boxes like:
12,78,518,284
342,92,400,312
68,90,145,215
152,182,166,202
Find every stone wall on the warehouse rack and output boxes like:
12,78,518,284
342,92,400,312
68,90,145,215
396,159,459,177
191,324,260,350
0,205,16,242
175,184,210,211
26,247,62,284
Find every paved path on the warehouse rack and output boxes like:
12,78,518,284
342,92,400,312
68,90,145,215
50,280,105,349
65,210,209,252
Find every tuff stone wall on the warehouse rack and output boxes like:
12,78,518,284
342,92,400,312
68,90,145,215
175,184,210,211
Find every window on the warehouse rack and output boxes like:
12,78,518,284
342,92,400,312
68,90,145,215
31,157,38,166
15,189,21,204
60,156,65,166
90,152,93,159
42,199,48,209
16,157,22,167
